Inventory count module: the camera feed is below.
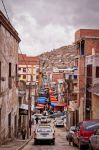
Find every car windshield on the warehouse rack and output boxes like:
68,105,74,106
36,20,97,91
83,121,99,131
41,117,47,119
37,127,52,132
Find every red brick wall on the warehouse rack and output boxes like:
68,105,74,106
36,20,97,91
85,39,99,55
52,73,64,82
75,29,99,42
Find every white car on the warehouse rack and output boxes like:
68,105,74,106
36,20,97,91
40,116,48,123
34,124,55,145
54,118,64,127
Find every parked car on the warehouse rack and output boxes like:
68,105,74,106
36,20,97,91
66,126,76,141
72,120,99,149
89,128,99,150
54,117,64,127
34,124,55,145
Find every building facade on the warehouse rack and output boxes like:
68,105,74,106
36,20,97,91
0,11,20,144
18,54,39,85
85,54,99,119
75,29,99,121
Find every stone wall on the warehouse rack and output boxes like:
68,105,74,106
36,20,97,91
0,11,20,143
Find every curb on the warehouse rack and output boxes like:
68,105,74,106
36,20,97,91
17,136,33,150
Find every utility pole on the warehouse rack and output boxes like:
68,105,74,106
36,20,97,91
34,82,37,107
27,75,32,138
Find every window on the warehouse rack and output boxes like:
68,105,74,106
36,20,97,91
87,65,92,77
18,74,21,78
9,63,11,77
23,75,26,79
23,68,26,72
96,67,99,78
9,63,12,89
36,75,39,80
18,67,21,71
80,40,85,55
16,64,17,76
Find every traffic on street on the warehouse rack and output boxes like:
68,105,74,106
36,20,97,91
0,1,99,150
22,121,78,150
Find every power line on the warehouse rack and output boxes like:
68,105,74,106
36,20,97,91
1,0,10,22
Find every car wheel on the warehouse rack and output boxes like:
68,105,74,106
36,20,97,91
34,139,37,145
78,141,83,150
72,140,76,147
89,143,93,150
52,140,55,145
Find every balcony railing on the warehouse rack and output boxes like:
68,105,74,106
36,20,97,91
86,55,99,66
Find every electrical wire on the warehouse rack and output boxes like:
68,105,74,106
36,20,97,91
0,0,10,22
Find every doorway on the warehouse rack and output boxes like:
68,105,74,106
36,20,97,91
8,113,11,138
14,115,17,137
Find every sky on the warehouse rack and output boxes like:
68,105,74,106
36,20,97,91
0,0,99,56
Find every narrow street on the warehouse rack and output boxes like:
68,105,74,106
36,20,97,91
22,126,78,150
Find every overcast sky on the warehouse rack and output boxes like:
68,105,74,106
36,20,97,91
0,0,99,56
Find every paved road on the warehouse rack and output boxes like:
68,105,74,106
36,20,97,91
22,126,78,150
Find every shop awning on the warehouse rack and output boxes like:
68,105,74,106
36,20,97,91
50,96,58,102
36,104,46,107
37,97,48,104
35,106,44,109
36,103,46,109
56,103,67,107
19,104,34,110
50,102,58,108
19,104,34,115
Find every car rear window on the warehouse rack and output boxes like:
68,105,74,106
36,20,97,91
37,128,52,132
41,117,47,119
83,121,99,131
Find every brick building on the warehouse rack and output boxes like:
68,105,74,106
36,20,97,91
75,29,99,121
18,54,40,85
0,11,20,143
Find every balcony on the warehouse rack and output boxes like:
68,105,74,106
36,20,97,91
86,54,99,66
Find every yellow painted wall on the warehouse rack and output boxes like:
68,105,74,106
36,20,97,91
92,94,99,119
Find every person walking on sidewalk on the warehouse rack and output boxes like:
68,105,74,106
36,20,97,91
35,117,39,124
21,126,26,140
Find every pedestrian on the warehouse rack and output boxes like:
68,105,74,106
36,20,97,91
35,117,39,124
21,126,26,140
68,130,74,145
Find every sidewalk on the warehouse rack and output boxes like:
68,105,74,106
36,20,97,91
0,139,30,150
0,126,34,150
